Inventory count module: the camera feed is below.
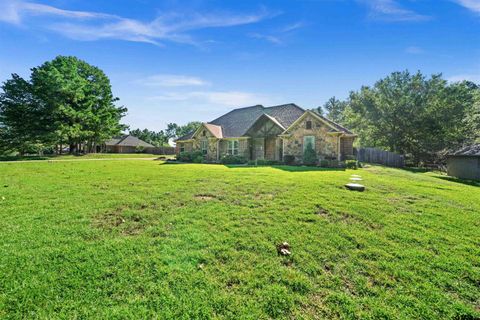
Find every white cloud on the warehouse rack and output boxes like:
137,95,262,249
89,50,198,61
405,46,424,54
0,0,277,45
281,21,305,33
454,0,480,14
447,74,480,83
0,0,113,24
359,0,430,22
137,74,210,87
148,90,271,107
249,33,283,45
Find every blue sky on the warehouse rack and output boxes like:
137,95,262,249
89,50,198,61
0,0,479,131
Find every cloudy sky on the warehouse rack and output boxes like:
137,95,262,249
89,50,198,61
0,0,479,131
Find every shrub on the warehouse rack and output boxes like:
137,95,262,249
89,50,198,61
283,155,295,165
135,145,145,153
177,151,203,162
345,160,360,169
303,144,317,166
319,159,330,167
192,155,204,163
221,154,247,164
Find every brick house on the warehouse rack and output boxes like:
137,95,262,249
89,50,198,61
175,103,356,163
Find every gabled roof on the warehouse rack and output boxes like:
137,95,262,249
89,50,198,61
282,110,354,135
174,103,354,141
449,144,480,157
203,123,223,138
105,135,155,148
208,103,304,138
175,131,195,142
312,111,353,134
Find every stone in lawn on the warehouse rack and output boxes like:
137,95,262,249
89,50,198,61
345,183,365,192
277,242,292,256
349,177,363,181
351,174,361,178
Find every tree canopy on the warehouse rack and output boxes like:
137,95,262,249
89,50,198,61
0,56,127,154
326,71,479,164
166,121,202,139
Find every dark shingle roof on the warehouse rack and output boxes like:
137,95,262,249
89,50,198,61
175,103,354,140
175,131,195,142
450,144,480,157
105,135,155,148
209,103,304,138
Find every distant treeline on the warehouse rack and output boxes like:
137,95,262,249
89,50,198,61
316,71,479,165
129,122,201,147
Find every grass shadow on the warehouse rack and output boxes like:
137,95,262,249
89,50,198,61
225,164,345,172
436,176,480,187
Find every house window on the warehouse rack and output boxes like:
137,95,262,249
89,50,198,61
306,121,312,129
227,140,239,155
303,136,315,151
201,140,208,155
202,130,207,137
180,145,185,153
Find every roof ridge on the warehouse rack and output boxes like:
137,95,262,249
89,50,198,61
266,103,305,111
209,104,264,124
116,135,129,145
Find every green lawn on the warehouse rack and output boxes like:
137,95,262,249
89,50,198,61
0,160,478,319
0,153,170,162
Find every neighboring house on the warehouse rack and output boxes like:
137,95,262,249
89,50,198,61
104,135,155,153
175,103,356,163
447,144,480,180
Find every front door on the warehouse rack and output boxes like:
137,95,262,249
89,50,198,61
252,138,264,160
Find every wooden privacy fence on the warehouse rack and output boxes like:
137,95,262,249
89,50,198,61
356,148,405,168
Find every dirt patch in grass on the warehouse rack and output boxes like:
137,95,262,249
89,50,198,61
93,207,148,236
194,194,217,201
315,205,329,216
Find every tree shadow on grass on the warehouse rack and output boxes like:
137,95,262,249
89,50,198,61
225,165,345,172
435,176,480,187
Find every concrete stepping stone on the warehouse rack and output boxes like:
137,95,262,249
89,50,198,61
351,174,361,178
350,177,363,181
345,183,365,191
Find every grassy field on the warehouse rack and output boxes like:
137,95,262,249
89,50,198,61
0,153,169,162
0,160,479,319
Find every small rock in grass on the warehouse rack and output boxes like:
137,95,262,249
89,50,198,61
349,177,363,181
345,183,365,192
277,242,292,256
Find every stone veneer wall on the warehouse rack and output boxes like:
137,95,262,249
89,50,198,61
219,139,250,159
283,113,339,162
340,136,354,158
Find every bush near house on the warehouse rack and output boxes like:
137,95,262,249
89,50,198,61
220,154,247,164
283,155,296,165
177,151,204,163
303,144,317,166
346,159,361,169
135,146,145,153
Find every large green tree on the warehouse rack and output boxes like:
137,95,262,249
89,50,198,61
321,96,347,124
31,56,127,153
0,74,47,155
340,71,479,164
166,121,202,139
0,56,127,155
